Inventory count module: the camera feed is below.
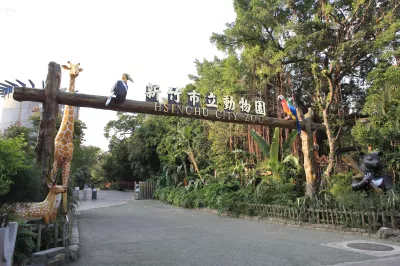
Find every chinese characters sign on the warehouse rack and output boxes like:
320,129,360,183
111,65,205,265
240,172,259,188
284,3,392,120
145,84,161,102
145,83,268,123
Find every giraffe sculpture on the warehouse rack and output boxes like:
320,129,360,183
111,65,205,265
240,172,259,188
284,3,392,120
51,61,83,214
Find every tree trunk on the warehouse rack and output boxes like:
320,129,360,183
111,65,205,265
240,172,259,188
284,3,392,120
35,62,61,182
299,108,318,197
322,109,335,185
182,162,188,180
187,148,202,179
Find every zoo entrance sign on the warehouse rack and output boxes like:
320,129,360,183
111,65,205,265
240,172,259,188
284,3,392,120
146,84,268,123
12,61,326,131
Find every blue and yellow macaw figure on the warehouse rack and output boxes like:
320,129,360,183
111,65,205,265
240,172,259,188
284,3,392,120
278,95,301,134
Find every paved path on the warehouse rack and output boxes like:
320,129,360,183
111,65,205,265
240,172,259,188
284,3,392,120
70,197,400,266
75,189,134,211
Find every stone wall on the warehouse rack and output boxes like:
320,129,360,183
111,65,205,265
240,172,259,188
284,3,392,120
0,91,39,132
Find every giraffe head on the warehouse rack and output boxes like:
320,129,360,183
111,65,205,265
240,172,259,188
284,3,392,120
61,61,83,78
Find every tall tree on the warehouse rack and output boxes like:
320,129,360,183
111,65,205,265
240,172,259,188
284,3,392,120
210,0,400,190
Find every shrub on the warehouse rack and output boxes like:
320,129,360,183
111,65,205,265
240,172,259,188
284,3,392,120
155,179,256,216
13,224,36,265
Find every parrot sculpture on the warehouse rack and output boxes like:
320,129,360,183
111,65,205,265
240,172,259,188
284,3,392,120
105,73,134,106
277,95,301,134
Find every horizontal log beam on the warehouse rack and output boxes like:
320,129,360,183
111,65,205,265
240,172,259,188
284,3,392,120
13,87,326,131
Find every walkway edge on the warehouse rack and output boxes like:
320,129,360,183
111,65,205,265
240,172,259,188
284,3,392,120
68,211,81,261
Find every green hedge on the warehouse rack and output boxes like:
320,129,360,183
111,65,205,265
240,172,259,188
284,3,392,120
154,177,400,217
154,182,256,216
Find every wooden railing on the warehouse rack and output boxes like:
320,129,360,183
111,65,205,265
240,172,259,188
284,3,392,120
249,204,400,230
138,182,156,200
22,215,72,251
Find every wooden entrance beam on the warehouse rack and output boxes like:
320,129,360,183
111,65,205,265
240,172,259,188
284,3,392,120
13,87,326,131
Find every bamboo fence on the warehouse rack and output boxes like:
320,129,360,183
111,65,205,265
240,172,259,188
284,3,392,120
249,204,400,230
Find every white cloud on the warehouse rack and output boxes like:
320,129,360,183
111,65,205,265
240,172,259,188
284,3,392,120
0,0,236,151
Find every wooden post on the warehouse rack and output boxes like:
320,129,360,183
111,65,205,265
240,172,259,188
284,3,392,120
361,212,365,228
34,62,61,181
36,224,42,251
335,209,339,225
69,215,72,245
391,209,396,229
54,221,58,247
62,222,66,247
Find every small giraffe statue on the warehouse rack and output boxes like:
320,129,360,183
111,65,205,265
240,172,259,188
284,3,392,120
8,177,66,224
51,61,83,214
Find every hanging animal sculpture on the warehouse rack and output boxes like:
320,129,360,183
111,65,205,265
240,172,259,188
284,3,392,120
8,176,66,224
51,61,83,214
312,131,329,165
277,95,301,134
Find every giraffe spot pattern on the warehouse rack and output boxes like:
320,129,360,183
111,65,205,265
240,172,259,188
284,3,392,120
51,73,79,209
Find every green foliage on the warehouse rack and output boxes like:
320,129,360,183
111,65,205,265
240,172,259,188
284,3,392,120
250,128,303,184
0,136,28,196
108,0,400,214
0,124,44,206
29,112,87,145
269,128,280,164
71,145,104,189
104,113,164,182
255,177,297,206
249,129,269,157
155,176,297,216
352,67,400,178
3,123,37,148
282,131,298,156
13,225,36,264
352,83,400,150
0,164,43,204
109,182,124,191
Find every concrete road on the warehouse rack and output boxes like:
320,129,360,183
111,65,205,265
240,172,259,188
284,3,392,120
75,189,134,211
70,199,400,266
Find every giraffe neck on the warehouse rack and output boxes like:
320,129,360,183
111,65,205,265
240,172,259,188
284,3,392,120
56,76,76,142
68,76,76,93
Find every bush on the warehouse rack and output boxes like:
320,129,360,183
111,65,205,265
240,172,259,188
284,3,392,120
0,164,43,205
254,177,297,206
0,137,28,196
109,182,124,191
154,179,256,216
13,224,36,265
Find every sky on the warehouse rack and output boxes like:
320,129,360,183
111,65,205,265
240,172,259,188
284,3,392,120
0,0,236,151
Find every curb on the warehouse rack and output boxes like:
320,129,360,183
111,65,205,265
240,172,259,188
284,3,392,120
68,211,80,260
